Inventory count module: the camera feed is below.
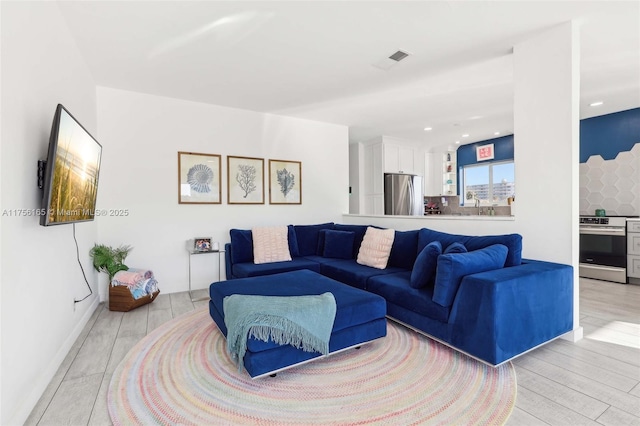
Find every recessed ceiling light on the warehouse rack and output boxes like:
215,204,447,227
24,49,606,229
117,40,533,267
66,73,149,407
424,127,433,131
455,141,460,144
590,101,604,107
462,134,469,138
494,131,500,136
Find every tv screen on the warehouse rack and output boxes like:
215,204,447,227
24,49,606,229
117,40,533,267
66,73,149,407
40,104,102,226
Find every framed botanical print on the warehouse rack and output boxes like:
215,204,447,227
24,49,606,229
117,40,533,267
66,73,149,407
227,156,264,204
269,159,301,204
178,152,221,204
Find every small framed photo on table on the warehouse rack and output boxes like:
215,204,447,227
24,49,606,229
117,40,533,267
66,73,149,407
194,238,212,252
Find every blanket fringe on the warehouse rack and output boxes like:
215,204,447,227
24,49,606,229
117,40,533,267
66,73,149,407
228,313,330,371
247,316,329,355
224,292,336,373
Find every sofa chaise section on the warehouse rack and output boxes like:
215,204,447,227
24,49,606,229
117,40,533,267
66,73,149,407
369,259,573,365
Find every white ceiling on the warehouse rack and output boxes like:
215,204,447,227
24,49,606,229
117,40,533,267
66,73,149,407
57,1,640,150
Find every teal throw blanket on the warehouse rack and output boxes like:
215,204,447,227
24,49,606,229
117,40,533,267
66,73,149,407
223,292,337,371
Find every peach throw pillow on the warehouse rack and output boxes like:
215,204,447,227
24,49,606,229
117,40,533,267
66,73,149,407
252,226,292,264
357,227,395,269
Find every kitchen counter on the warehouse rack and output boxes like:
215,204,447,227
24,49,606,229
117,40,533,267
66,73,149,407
342,213,518,238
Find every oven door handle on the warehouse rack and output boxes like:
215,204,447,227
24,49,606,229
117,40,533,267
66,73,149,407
579,228,626,236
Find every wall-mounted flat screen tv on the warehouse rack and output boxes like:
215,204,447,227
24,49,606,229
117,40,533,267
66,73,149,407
40,104,102,226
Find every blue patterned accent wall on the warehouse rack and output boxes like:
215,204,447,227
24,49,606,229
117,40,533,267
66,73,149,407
579,108,640,216
580,108,640,163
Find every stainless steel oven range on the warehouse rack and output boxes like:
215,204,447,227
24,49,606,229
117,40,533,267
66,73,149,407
579,216,627,283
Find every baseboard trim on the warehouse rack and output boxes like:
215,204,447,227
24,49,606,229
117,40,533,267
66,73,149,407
11,297,100,426
560,326,584,342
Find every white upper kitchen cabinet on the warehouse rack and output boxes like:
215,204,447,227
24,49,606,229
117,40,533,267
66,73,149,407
383,143,418,174
360,136,426,214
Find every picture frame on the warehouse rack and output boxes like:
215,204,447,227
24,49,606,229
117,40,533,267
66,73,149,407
476,143,495,162
194,238,212,252
178,152,221,204
269,159,302,204
227,156,264,204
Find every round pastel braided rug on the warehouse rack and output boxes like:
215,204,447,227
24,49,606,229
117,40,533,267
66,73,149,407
108,308,516,425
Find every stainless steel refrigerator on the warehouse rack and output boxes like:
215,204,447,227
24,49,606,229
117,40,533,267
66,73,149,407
384,173,424,216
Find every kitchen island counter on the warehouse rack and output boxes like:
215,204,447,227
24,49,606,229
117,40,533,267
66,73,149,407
341,213,518,237
344,213,515,221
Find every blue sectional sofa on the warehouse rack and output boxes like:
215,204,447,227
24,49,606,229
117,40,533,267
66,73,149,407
223,223,574,366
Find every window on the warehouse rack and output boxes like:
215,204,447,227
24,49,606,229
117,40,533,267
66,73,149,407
462,161,515,206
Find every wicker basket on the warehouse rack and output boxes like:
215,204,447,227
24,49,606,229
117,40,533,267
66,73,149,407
109,285,160,312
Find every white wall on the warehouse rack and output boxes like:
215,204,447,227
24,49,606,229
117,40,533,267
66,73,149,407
1,2,100,424
513,22,579,265
96,87,349,295
514,22,581,336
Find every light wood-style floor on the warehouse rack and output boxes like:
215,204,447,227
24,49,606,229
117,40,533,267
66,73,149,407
26,278,640,425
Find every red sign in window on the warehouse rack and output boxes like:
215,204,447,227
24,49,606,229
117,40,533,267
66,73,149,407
476,144,495,161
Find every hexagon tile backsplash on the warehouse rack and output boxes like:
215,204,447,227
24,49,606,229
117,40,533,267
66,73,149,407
580,142,640,216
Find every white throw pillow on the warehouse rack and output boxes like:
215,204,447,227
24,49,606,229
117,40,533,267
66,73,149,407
357,227,395,269
252,226,292,264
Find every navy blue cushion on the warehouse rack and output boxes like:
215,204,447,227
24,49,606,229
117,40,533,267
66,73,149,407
465,235,520,266
232,258,321,278
320,259,404,290
323,230,355,259
410,241,442,289
418,228,522,267
287,225,300,257
368,272,451,323
293,223,334,256
332,224,369,258
302,255,345,265
444,242,467,254
433,244,509,307
316,229,328,255
387,230,420,269
230,229,253,263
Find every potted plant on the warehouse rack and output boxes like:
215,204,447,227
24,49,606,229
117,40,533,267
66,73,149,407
89,244,133,281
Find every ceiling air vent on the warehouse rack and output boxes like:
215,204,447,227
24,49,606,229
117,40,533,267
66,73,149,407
389,50,409,62
373,49,411,70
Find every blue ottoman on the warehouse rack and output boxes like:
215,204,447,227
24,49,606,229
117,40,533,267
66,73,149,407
209,269,387,378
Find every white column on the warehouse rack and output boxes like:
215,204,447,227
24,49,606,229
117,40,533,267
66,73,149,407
514,21,582,339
